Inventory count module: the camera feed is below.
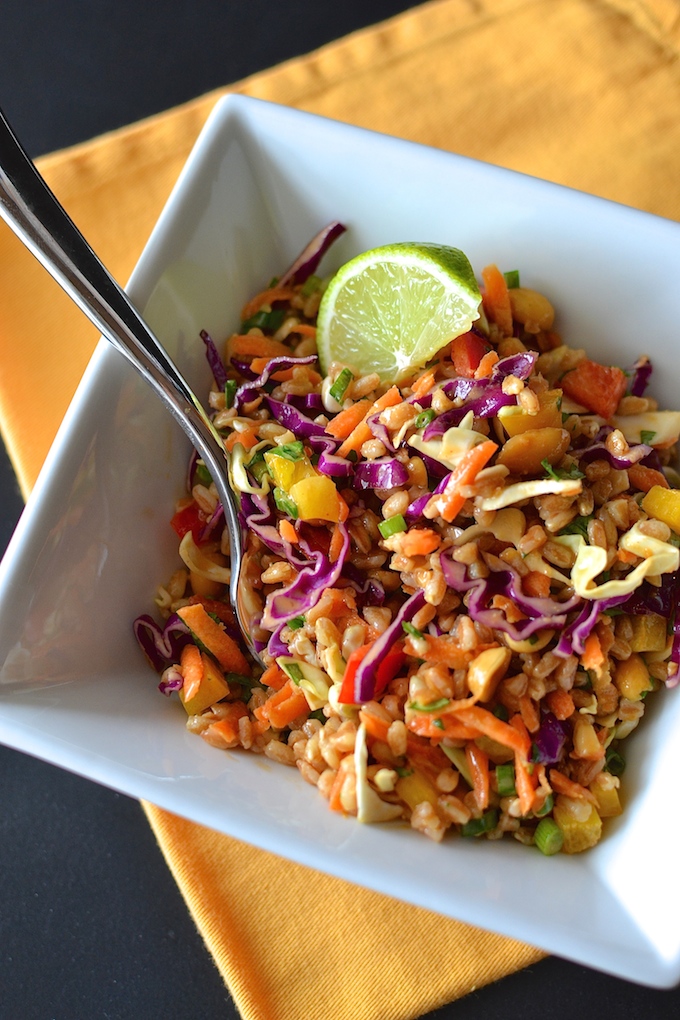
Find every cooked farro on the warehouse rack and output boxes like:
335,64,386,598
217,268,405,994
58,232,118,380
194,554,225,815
134,232,680,856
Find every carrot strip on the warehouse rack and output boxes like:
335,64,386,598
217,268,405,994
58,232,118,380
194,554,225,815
337,386,402,459
411,369,436,400
225,427,260,452
457,706,532,756
287,323,317,337
186,596,236,627
279,519,298,544
465,743,490,810
629,463,669,492
260,662,288,690
519,694,540,734
336,492,350,523
205,703,249,745
226,334,291,361
473,350,500,379
254,679,308,729
402,633,482,670
399,528,441,557
582,632,604,673
325,400,371,440
328,759,350,813
514,756,537,815
545,688,575,721
176,603,250,675
240,287,295,321
407,713,481,741
329,523,346,564
359,709,391,744
426,440,498,523
180,644,204,702
481,264,513,335
549,769,598,805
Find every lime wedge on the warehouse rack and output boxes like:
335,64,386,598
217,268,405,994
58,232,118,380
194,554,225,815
317,242,481,383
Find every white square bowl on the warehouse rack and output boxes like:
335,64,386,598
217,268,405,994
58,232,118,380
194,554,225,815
2,95,680,986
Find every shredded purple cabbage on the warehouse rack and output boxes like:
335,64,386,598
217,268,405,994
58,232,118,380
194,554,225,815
285,392,324,415
158,665,184,697
628,355,652,398
133,613,192,673
351,590,426,703
200,330,229,390
553,594,630,657
317,449,355,477
532,712,569,765
278,221,346,287
235,356,318,411
353,457,410,490
579,441,651,471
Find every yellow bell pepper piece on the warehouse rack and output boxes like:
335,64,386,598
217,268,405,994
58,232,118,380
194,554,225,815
264,450,316,491
288,474,341,522
642,485,680,533
497,389,562,436
629,613,667,653
553,796,602,853
613,652,652,701
396,770,439,811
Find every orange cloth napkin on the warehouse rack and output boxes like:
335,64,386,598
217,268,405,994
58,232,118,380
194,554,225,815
3,1,680,1016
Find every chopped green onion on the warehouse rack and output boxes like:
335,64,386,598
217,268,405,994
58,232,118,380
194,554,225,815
534,793,554,818
402,621,424,640
408,697,450,712
534,817,564,856
503,269,520,289
282,662,304,684
194,461,213,487
241,308,286,332
433,718,445,730
603,607,624,617
308,708,326,722
461,808,498,837
542,458,585,481
562,411,571,423
605,747,626,776
300,274,322,297
329,367,354,403
395,767,414,778
287,616,306,630
414,408,436,429
273,487,299,519
226,672,263,691
346,449,358,463
379,514,407,539
492,703,509,722
640,430,657,445
247,450,270,484
268,276,279,288
495,764,517,798
224,378,238,408
268,441,305,461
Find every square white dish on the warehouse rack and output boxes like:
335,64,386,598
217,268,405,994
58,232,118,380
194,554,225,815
1,94,680,986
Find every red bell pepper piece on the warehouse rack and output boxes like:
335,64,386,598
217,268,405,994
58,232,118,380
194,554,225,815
451,331,490,379
337,640,406,704
170,501,209,544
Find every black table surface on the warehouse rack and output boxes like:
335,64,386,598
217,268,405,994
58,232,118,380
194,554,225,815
2,3,680,1017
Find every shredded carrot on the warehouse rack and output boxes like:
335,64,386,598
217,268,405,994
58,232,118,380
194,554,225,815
399,528,441,557
328,523,346,564
407,712,481,742
473,350,500,379
225,426,260,452
490,593,526,624
279,519,298,545
629,463,669,492
247,359,322,384
359,708,391,744
522,570,551,599
455,706,532,756
259,662,288,690
549,769,598,805
582,632,604,673
481,264,513,335
240,287,295,321
514,755,537,815
617,548,639,564
186,595,235,627
426,440,498,523
545,688,575,720
325,399,371,440
411,369,436,400
402,633,485,670
337,386,402,459
337,492,350,523
226,334,291,362
465,743,490,810
180,644,204,702
287,323,317,338
519,694,540,734
205,703,249,745
176,603,250,675
328,759,351,813
254,679,308,729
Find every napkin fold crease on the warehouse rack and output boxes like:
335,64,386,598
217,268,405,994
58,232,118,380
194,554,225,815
2,1,679,1016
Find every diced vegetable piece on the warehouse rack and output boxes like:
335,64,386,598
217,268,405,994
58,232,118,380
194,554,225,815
534,817,564,855
466,646,511,701
180,651,231,715
496,427,570,476
451,331,490,378
495,763,517,797
561,359,627,419
589,774,623,818
481,264,513,335
508,287,555,333
498,389,563,435
264,449,316,491
628,613,667,653
378,514,407,539
288,474,341,522
613,652,652,701
553,795,602,853
396,770,439,811
642,485,680,532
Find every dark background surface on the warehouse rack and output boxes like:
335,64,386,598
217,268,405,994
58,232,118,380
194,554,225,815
1,2,680,1017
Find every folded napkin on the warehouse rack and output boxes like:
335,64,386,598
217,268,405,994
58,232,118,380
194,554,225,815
2,1,680,1016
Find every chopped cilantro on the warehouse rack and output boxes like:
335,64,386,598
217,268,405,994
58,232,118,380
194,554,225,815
640,430,657,445
542,458,585,481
